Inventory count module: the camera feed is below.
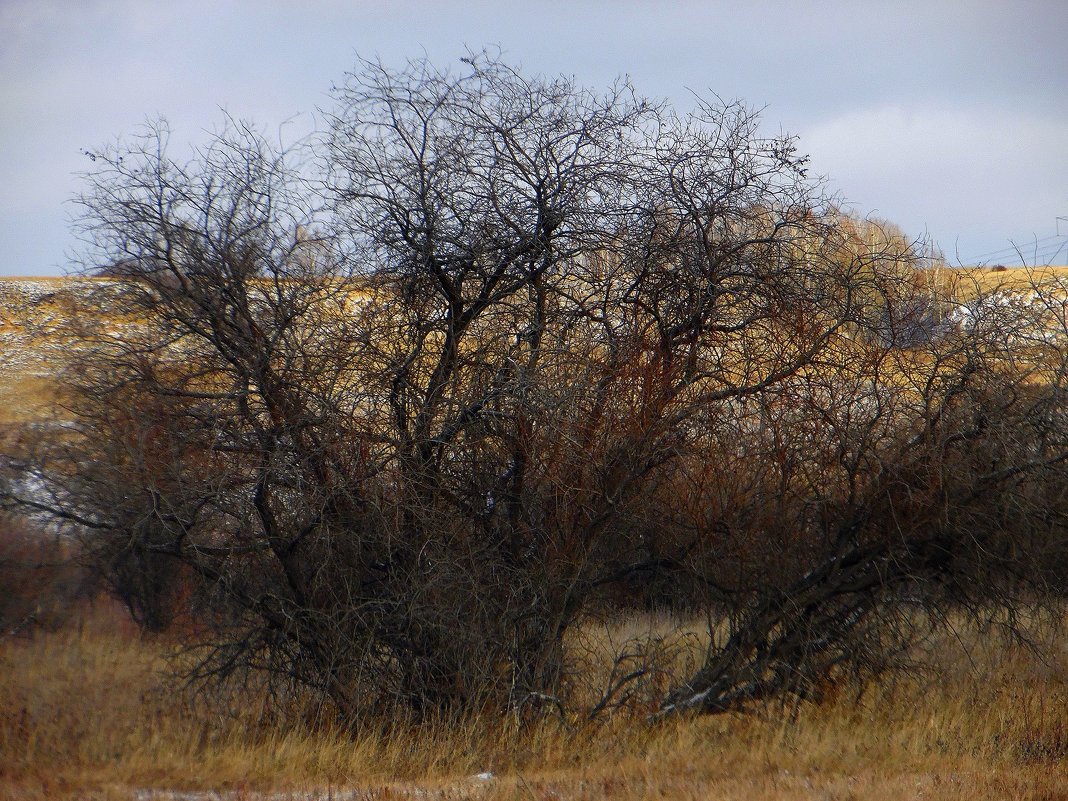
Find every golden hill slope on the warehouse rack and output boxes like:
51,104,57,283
2,268,1067,424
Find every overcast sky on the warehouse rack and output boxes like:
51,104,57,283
2,0,1066,276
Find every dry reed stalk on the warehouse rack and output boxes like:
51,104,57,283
1,606,1065,800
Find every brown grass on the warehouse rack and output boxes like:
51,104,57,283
0,374,57,424
1,605,1065,800
945,265,1068,299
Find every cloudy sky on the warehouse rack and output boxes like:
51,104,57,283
2,0,1066,276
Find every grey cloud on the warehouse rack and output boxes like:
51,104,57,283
1,0,1065,274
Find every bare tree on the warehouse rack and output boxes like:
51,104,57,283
654,266,1068,717
9,54,1067,723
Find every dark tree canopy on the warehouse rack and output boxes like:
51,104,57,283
8,54,1067,722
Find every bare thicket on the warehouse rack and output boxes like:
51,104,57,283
6,54,1067,721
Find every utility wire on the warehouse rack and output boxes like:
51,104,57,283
961,234,1064,264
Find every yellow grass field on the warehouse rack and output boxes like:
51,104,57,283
965,265,1068,293
1,603,1066,801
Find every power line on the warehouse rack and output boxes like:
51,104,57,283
960,234,1064,264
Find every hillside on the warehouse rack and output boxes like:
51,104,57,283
2,267,1067,424
0,278,90,423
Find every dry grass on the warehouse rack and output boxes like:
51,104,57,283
0,374,57,424
943,265,1068,300
1,605,1066,800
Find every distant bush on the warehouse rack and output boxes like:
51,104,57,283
0,515,92,634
